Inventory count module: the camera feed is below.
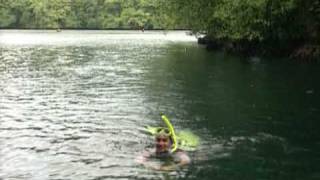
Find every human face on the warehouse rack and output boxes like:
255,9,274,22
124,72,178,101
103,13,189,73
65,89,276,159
155,135,171,153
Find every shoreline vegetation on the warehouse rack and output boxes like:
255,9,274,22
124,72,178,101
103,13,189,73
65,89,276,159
0,0,319,61
160,0,320,62
197,35,320,62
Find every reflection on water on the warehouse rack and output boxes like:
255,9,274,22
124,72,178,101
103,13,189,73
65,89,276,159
1,30,320,179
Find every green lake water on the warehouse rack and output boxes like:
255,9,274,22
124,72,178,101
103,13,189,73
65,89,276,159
0,30,319,180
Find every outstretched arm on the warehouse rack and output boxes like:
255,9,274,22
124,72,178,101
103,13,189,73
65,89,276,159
136,150,162,170
136,150,151,164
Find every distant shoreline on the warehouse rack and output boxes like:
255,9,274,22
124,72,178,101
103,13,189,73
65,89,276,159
0,29,195,36
0,28,191,31
0,29,197,46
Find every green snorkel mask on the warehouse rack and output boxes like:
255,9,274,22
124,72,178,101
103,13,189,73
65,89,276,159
154,127,171,136
146,115,178,153
161,115,178,153
145,114,200,152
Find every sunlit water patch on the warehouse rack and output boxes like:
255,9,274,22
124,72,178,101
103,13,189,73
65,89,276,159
0,30,196,47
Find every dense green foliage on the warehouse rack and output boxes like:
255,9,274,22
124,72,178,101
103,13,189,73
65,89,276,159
0,0,162,29
157,0,319,58
2,0,318,42
158,0,319,46
0,0,319,58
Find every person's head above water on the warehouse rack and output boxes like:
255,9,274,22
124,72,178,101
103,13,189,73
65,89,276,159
137,115,192,171
155,128,173,153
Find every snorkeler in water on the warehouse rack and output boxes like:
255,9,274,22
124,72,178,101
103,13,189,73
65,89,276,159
136,115,191,171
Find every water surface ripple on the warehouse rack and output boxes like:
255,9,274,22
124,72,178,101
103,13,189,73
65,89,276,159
1,30,320,180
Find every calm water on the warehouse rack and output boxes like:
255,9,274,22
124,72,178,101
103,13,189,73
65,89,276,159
0,30,320,180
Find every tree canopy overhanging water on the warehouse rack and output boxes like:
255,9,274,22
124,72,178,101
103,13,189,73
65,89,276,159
0,30,320,179
1,0,319,59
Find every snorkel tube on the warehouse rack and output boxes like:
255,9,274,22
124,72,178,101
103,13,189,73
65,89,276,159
161,115,178,153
